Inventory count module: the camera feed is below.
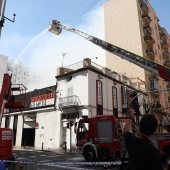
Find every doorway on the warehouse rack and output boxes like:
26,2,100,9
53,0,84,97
21,128,35,146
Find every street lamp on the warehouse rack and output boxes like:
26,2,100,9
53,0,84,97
0,0,16,37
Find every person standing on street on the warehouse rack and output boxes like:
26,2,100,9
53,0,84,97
123,107,168,170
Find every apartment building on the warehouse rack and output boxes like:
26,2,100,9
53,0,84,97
104,0,170,112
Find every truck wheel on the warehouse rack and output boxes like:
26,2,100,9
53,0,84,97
84,147,96,162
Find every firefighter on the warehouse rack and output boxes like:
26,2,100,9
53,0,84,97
123,107,168,170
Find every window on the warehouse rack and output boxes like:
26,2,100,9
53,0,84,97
150,80,158,91
62,113,78,119
79,122,89,133
98,120,113,143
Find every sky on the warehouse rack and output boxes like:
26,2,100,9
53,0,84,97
0,1,107,78
0,0,170,90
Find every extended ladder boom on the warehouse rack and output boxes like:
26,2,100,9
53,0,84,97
49,20,170,81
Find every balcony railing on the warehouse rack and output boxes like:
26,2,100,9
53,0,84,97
149,88,159,96
139,0,148,13
164,60,170,67
160,30,168,40
146,48,155,60
59,95,81,108
144,35,155,46
162,51,170,59
161,41,169,49
141,14,152,24
91,61,103,72
65,61,84,70
143,24,151,33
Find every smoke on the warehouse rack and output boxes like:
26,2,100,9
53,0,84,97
2,4,106,91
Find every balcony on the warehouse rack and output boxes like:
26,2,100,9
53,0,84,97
164,60,170,68
149,89,159,97
143,25,152,34
162,50,170,59
140,1,148,13
149,80,159,97
146,48,155,60
149,73,159,80
158,24,162,31
161,41,169,50
59,95,81,109
144,35,155,46
141,14,152,24
160,32,168,41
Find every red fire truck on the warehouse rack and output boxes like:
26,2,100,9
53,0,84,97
75,115,122,161
0,74,26,161
75,115,170,161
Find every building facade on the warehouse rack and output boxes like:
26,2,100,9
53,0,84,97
0,54,54,92
0,54,8,84
2,58,148,150
104,0,170,113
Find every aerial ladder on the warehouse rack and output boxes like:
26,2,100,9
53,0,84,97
48,20,170,82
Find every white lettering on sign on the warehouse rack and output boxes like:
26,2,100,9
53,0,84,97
30,100,46,108
2,136,12,140
97,81,102,105
2,131,12,135
122,86,127,108
30,92,55,108
113,88,117,108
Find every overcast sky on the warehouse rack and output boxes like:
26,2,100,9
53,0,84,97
0,0,169,89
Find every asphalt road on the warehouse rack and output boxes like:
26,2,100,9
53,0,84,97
12,149,122,170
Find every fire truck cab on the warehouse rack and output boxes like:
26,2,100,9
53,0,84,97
75,115,122,161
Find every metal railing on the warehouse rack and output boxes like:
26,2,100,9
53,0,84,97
59,95,81,107
65,61,84,70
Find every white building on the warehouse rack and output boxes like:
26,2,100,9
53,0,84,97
0,54,8,84
2,58,146,150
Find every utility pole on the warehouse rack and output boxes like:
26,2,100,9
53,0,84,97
0,0,16,37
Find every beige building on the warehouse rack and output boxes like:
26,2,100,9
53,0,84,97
104,0,170,116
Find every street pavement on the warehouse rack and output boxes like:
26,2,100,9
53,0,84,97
12,148,121,170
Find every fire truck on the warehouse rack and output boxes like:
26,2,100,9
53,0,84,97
75,115,123,161
0,74,26,161
74,114,170,161
48,20,170,161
